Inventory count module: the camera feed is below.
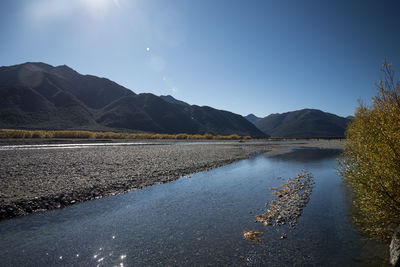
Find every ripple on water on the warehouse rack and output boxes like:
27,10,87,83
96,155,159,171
0,149,389,266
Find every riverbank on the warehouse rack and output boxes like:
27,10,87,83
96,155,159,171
0,140,344,220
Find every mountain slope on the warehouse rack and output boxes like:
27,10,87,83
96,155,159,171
0,62,266,137
245,114,262,125
254,109,351,138
160,95,190,107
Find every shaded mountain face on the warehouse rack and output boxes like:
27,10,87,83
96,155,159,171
253,109,351,138
0,62,266,137
245,114,262,125
160,95,190,107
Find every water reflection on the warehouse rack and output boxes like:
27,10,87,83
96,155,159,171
0,141,235,151
0,142,159,151
270,148,343,162
0,149,388,266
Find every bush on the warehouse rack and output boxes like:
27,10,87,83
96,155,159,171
176,133,189,140
203,133,214,140
10,130,25,138
339,62,400,240
31,132,43,138
227,134,241,140
53,130,95,139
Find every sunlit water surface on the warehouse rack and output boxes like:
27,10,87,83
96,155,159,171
0,141,238,150
0,149,388,266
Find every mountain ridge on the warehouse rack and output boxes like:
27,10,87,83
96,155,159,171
0,62,266,137
244,114,262,125
250,108,351,138
160,95,190,107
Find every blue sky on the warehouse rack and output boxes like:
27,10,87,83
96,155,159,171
1,0,400,117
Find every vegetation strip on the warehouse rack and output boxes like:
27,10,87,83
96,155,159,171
0,129,251,140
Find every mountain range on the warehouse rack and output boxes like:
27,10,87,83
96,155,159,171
245,109,351,138
0,62,353,138
0,62,266,137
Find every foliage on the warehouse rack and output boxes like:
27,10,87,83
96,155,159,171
0,129,251,141
339,62,400,240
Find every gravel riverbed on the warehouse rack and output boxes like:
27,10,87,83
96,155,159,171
0,143,272,220
0,140,344,220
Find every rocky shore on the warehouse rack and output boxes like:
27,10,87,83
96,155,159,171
0,140,343,220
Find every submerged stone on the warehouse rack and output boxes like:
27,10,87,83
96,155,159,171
243,230,263,243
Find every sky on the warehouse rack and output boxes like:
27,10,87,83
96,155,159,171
1,0,400,118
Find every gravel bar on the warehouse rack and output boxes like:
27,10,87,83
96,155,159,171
0,143,272,220
0,140,344,220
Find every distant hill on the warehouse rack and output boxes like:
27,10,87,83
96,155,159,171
0,62,266,137
252,109,351,138
245,114,262,125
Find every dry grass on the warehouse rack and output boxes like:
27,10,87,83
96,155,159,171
0,129,251,140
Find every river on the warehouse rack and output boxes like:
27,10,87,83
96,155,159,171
0,148,388,266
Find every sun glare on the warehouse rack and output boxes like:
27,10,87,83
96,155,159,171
28,0,121,23
80,0,117,17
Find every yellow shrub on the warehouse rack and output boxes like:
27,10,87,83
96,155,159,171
339,62,400,239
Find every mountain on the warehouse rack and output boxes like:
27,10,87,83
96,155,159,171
160,95,190,107
0,62,266,137
245,114,262,125
253,109,351,138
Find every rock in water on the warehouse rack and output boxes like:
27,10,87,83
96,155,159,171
390,226,400,266
243,230,263,243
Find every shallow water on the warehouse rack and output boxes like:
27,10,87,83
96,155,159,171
0,141,234,150
0,149,388,266
0,142,162,150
